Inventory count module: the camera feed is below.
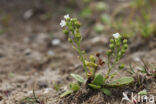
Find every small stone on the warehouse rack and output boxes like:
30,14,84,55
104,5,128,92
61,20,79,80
24,48,31,55
27,91,33,95
37,80,48,89
51,39,61,46
43,88,52,94
63,86,68,91
23,9,33,19
91,36,107,44
48,50,54,56
133,57,140,62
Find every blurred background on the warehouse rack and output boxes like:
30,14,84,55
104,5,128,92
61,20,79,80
0,0,155,103
0,0,155,37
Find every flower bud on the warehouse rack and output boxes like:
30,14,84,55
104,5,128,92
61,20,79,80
85,60,90,66
119,64,125,69
66,18,70,22
121,49,126,54
75,33,81,40
89,55,96,62
68,38,72,43
118,52,122,58
71,18,77,22
109,44,114,49
123,39,127,44
106,50,112,57
75,28,79,33
87,62,98,67
110,39,114,43
123,44,128,49
63,29,69,35
116,42,120,47
69,26,73,31
75,21,81,28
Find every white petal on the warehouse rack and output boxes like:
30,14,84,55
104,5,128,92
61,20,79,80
60,20,66,27
113,32,120,38
64,14,70,19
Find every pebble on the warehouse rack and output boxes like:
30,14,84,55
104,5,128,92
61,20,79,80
51,39,61,46
37,80,48,89
43,88,52,94
91,36,107,44
23,9,33,19
48,50,54,56
24,48,31,55
133,57,140,62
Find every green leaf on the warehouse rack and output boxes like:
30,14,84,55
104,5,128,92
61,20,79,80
88,84,101,89
101,88,112,96
138,90,147,95
60,90,73,98
71,74,85,83
105,77,134,87
80,8,92,18
92,74,104,85
101,14,111,24
127,64,135,75
69,83,80,91
96,2,108,11
94,24,104,33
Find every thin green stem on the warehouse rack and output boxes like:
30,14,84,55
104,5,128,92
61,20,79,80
68,25,88,78
107,61,116,76
109,69,121,81
105,56,118,80
76,41,88,78
71,36,88,78
105,56,111,79
107,56,111,72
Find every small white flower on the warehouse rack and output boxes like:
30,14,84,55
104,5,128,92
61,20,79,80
64,14,70,20
60,20,66,27
113,32,120,38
